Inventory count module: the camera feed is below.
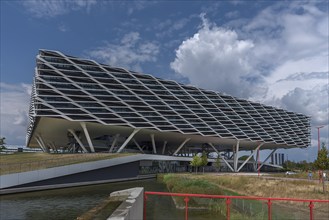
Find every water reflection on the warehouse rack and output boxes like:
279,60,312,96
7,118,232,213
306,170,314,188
1,179,224,220
1,179,164,220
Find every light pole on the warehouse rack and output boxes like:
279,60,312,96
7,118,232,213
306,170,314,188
315,126,325,153
315,125,325,182
257,148,260,177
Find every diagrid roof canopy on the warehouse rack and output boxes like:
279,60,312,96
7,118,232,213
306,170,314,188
27,49,311,149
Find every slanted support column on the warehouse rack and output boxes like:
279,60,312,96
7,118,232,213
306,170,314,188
50,142,58,153
208,143,234,172
237,143,264,172
258,149,277,171
132,138,144,153
150,134,157,154
109,134,120,153
117,129,140,153
254,149,260,171
80,122,95,153
233,140,240,172
68,129,88,153
35,137,46,152
162,141,167,155
36,134,49,153
173,138,191,155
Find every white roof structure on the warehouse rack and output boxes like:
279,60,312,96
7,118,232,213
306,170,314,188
27,50,311,156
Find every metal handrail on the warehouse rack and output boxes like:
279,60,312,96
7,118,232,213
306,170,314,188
144,191,329,220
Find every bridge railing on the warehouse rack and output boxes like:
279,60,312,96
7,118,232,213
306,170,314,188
144,191,329,220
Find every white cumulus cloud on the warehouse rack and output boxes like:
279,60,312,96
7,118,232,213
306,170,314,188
22,0,97,18
170,16,266,98
281,85,328,125
171,3,328,132
0,83,31,145
88,32,159,71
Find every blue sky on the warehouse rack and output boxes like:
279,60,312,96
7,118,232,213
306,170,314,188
0,0,328,162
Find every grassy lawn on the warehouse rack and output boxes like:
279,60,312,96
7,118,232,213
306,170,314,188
196,174,329,200
268,171,324,180
160,174,271,219
0,152,136,175
161,174,224,208
160,173,329,219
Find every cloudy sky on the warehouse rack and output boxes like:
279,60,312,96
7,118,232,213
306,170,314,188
0,0,328,161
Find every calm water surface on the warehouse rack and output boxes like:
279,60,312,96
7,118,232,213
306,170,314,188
0,179,223,220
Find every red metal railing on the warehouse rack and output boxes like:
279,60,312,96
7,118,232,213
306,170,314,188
144,191,329,220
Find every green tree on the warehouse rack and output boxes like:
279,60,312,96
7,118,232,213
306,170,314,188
283,160,313,172
313,143,329,193
190,155,202,174
201,151,208,174
299,160,312,171
0,137,6,152
214,155,221,172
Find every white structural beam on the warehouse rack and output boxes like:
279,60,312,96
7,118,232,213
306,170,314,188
80,122,95,153
35,137,46,152
173,138,191,155
117,129,140,153
257,149,277,171
68,129,88,153
109,134,120,153
150,134,157,154
50,142,58,153
233,140,240,172
162,141,167,155
232,145,237,172
36,134,49,153
237,143,264,172
208,143,234,172
38,135,49,153
254,148,260,171
233,145,236,171
132,138,144,153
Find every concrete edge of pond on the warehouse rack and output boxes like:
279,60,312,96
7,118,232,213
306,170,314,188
107,187,144,220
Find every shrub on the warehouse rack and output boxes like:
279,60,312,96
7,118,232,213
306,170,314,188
165,177,222,194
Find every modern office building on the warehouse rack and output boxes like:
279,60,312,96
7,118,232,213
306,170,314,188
26,49,310,172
